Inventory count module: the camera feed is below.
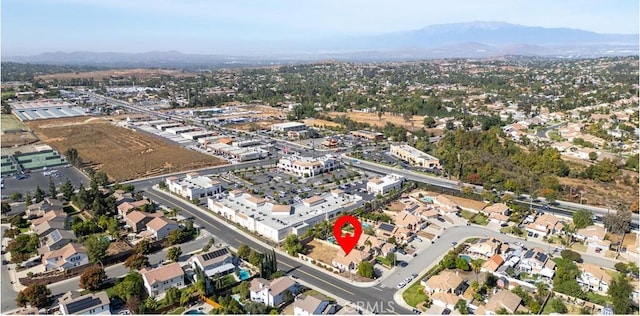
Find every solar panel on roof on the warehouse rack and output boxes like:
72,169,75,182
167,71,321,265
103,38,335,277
202,248,229,261
379,223,395,232
51,230,62,242
66,297,102,314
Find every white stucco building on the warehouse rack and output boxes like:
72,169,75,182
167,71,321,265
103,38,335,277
277,154,340,178
366,174,405,195
166,172,223,202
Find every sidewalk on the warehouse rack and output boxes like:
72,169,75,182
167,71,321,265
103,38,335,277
152,186,379,288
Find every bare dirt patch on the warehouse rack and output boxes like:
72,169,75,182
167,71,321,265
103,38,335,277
326,111,426,130
26,117,226,182
387,201,406,213
303,118,342,129
106,240,134,256
36,69,197,81
1,132,39,147
558,177,637,208
305,240,338,265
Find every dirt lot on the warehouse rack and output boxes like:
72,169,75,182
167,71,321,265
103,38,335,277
26,117,226,182
106,240,133,256
303,118,342,129
558,176,638,208
387,201,406,213
305,240,338,265
326,111,427,130
36,68,197,81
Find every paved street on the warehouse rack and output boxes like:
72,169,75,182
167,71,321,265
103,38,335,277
1,225,17,312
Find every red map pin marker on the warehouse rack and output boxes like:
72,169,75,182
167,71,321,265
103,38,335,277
333,215,362,256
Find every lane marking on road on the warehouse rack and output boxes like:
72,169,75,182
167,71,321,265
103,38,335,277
278,261,355,295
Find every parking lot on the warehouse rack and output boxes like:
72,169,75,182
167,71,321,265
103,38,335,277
230,166,377,204
1,165,89,197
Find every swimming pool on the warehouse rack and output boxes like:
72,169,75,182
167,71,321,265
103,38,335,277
185,310,205,314
238,269,250,281
327,237,337,244
460,255,471,263
422,197,434,203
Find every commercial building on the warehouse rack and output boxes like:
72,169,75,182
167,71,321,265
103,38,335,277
11,99,89,121
350,130,384,141
166,172,223,202
165,126,198,135
180,130,216,140
207,142,262,161
277,154,340,178
389,144,441,169
366,174,405,195
271,122,308,133
208,190,364,242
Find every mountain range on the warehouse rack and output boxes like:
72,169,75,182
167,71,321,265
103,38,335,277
3,21,638,67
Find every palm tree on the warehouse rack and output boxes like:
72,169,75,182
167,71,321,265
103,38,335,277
471,259,483,284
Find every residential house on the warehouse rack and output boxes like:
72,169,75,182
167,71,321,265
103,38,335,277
32,220,67,237
518,248,556,278
433,195,460,213
26,198,64,219
574,225,611,250
125,211,162,233
293,295,338,315
478,290,522,314
488,213,509,225
481,254,505,273
332,249,373,273
467,238,502,258
576,263,613,294
145,217,180,240
430,292,460,309
422,270,464,294
525,213,564,237
374,222,412,244
482,203,511,216
42,243,89,271
59,291,111,315
188,246,237,277
250,277,300,307
141,262,186,298
30,210,67,228
117,199,151,216
39,229,77,254
394,211,425,231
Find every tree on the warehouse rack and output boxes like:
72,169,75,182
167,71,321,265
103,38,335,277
61,179,74,201
9,192,22,201
455,257,470,271
24,192,32,206
34,186,45,203
16,283,52,308
84,235,110,264
64,147,83,167
572,209,593,229
614,262,628,274
244,301,268,314
124,253,150,271
357,261,374,278
248,250,263,267
135,239,150,255
167,246,182,262
560,249,583,263
167,229,186,245
126,295,141,314
455,299,468,314
80,266,108,291
423,116,437,128
588,151,598,161
283,234,304,256
237,244,251,259
1,202,11,215
470,259,483,284
549,298,567,313
608,273,633,314
164,287,181,305
113,272,145,301
603,210,632,234
48,176,57,197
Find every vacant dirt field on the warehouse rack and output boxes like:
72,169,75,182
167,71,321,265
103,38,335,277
36,68,197,81
558,176,637,209
326,111,426,129
305,240,338,265
1,114,39,147
26,117,226,182
303,118,342,128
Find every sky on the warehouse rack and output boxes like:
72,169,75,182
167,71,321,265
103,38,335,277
2,0,638,56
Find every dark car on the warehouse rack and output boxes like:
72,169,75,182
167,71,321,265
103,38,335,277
442,308,451,315
412,309,421,314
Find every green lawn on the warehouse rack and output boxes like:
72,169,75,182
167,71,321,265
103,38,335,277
461,210,475,220
1,114,26,133
586,292,609,305
472,214,489,225
403,283,429,307
376,256,395,267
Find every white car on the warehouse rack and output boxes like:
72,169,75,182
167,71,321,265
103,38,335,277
396,282,406,289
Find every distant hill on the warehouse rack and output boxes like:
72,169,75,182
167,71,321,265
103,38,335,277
3,21,638,66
